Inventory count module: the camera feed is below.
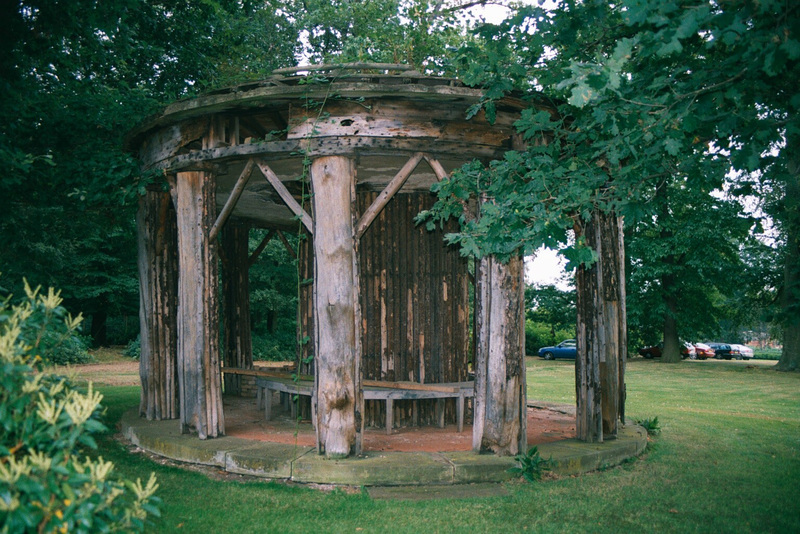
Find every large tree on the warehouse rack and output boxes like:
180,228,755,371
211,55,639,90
421,0,799,369
625,178,754,360
0,1,297,342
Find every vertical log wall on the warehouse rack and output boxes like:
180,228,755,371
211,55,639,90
575,211,626,442
356,191,470,429
174,171,225,438
221,220,253,395
472,254,527,455
137,188,179,420
311,156,362,458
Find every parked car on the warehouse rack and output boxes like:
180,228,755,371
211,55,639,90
638,341,696,359
538,339,577,360
731,344,754,360
693,342,715,360
705,342,749,360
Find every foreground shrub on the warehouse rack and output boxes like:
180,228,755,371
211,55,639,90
0,282,160,533
123,336,141,360
509,446,551,482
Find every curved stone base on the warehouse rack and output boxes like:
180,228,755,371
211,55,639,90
120,407,647,486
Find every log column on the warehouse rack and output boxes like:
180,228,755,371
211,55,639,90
310,156,362,458
473,254,527,456
221,220,253,395
174,171,225,439
137,188,178,420
575,210,626,442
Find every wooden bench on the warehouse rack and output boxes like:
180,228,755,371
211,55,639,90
246,372,474,434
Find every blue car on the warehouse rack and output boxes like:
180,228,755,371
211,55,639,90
538,339,577,360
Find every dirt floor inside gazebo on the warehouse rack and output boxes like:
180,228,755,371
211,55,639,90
223,396,576,453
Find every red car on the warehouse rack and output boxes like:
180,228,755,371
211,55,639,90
638,342,697,359
693,343,715,360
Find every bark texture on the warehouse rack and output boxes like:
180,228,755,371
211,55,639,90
137,188,179,420
575,211,626,442
310,156,362,458
473,254,527,456
221,220,253,394
777,159,800,372
174,171,225,438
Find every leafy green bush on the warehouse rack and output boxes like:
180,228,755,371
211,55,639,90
124,336,141,360
509,446,551,482
0,282,160,533
636,416,662,436
525,320,574,356
0,283,92,365
753,348,782,361
252,330,297,362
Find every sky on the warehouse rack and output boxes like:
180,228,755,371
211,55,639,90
525,247,569,288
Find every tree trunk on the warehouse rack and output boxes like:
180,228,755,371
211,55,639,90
90,309,108,347
472,254,527,456
575,211,626,442
174,171,224,439
221,220,253,394
661,283,682,363
777,158,800,371
310,156,362,458
137,189,179,420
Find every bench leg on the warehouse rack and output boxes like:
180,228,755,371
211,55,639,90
436,399,445,428
264,388,272,421
385,399,393,435
457,396,465,433
256,386,263,409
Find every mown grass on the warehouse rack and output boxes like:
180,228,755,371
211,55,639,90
94,358,799,533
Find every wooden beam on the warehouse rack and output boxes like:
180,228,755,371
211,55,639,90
276,230,297,259
472,254,526,456
137,189,178,421
248,229,276,267
423,154,450,181
174,170,224,439
272,62,415,75
355,152,424,239
256,160,314,234
311,156,362,458
209,158,255,242
221,221,253,396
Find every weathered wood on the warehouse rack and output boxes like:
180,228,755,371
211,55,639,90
248,229,276,267
174,170,225,439
310,156,362,458
422,154,449,181
276,230,297,259
137,189,179,420
143,137,512,174
472,253,526,456
272,63,416,75
209,158,255,242
356,191,471,430
221,220,253,396
355,152,424,239
257,160,314,234
575,210,626,442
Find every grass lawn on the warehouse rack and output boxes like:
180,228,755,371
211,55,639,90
93,357,799,533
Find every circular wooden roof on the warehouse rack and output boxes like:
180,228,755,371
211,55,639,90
128,64,532,229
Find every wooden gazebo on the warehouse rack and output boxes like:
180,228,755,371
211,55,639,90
129,64,625,459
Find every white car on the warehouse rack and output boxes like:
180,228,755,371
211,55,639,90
731,344,754,360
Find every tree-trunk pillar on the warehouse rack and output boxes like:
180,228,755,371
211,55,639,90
221,220,253,395
310,156,362,458
473,254,527,456
136,188,178,420
174,171,224,439
777,154,800,371
575,211,626,442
